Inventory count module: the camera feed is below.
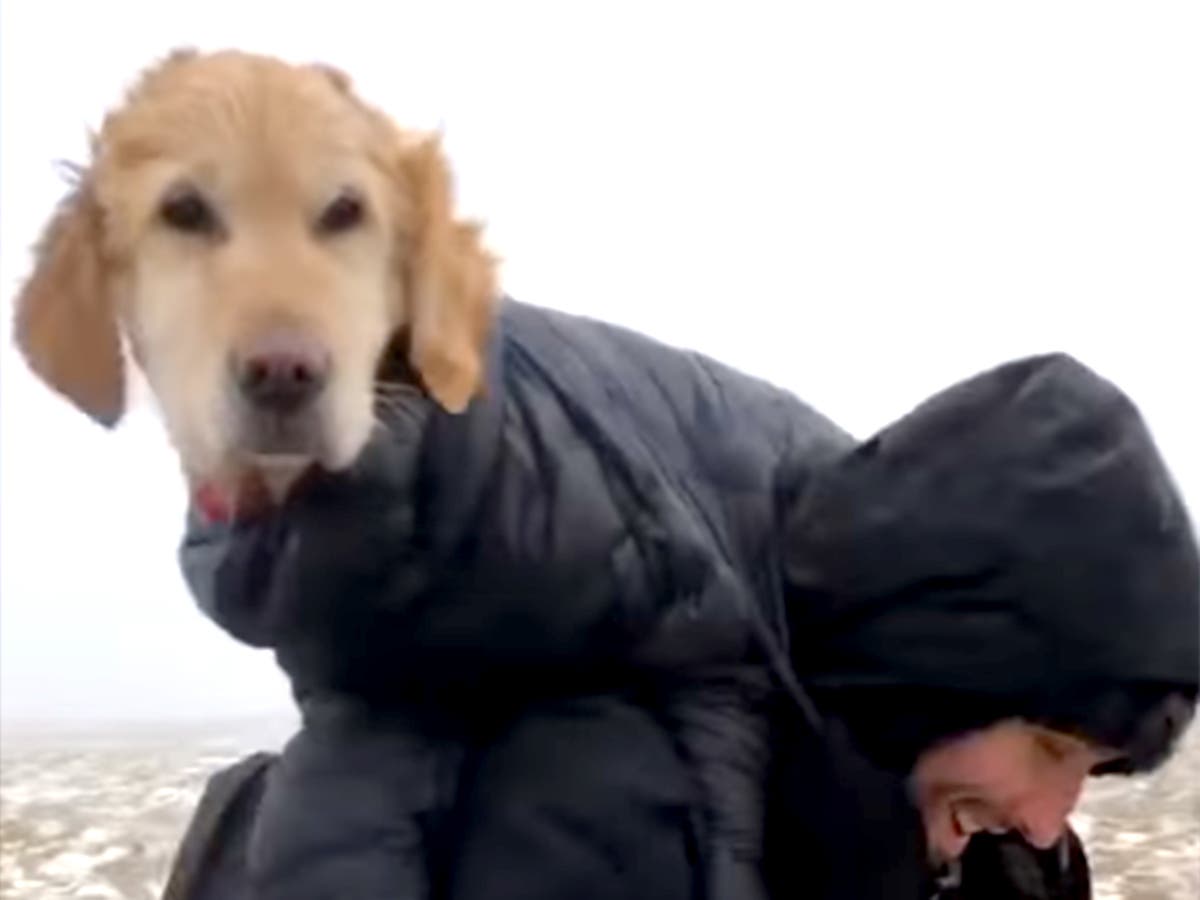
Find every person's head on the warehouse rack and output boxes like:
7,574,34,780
809,680,1193,864
784,353,1199,864
911,719,1117,864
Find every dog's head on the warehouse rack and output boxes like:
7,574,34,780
15,49,496,492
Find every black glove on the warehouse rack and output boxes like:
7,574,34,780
938,828,1091,899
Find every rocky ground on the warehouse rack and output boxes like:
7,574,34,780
1,718,1196,899
1069,725,1199,900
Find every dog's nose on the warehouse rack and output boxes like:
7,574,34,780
235,329,330,413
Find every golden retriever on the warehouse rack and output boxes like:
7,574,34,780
15,48,497,504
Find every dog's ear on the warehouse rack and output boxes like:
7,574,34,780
396,134,497,414
13,174,126,427
309,61,354,95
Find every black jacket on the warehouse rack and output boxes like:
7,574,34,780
172,301,1198,899
179,297,879,900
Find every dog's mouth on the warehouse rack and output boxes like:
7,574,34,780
220,402,353,509
223,382,337,502
234,406,329,458
248,451,318,497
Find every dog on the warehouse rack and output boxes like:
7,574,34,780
15,48,497,510
14,50,849,899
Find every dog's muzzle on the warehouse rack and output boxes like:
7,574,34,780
230,325,331,456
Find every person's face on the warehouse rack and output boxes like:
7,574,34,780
910,719,1118,865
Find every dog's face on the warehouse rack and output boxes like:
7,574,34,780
15,49,496,491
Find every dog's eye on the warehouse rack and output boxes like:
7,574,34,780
317,191,364,234
160,188,219,235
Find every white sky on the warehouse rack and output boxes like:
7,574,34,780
1,1,1197,723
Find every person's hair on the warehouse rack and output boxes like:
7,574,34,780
814,682,1196,775
1046,684,1196,775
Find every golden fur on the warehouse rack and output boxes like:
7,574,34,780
15,49,497,489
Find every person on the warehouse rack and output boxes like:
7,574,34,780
160,298,1198,899
766,349,1198,897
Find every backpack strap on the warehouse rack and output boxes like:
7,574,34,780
161,751,277,900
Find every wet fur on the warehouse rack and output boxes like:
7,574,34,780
14,49,497,489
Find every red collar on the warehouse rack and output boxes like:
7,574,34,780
194,481,237,524
192,471,278,525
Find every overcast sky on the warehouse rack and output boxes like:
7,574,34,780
1,1,1197,723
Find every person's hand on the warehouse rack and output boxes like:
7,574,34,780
937,828,1091,899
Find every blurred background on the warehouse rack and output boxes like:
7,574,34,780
1,2,1196,897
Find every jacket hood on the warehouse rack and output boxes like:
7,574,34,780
784,353,1199,772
